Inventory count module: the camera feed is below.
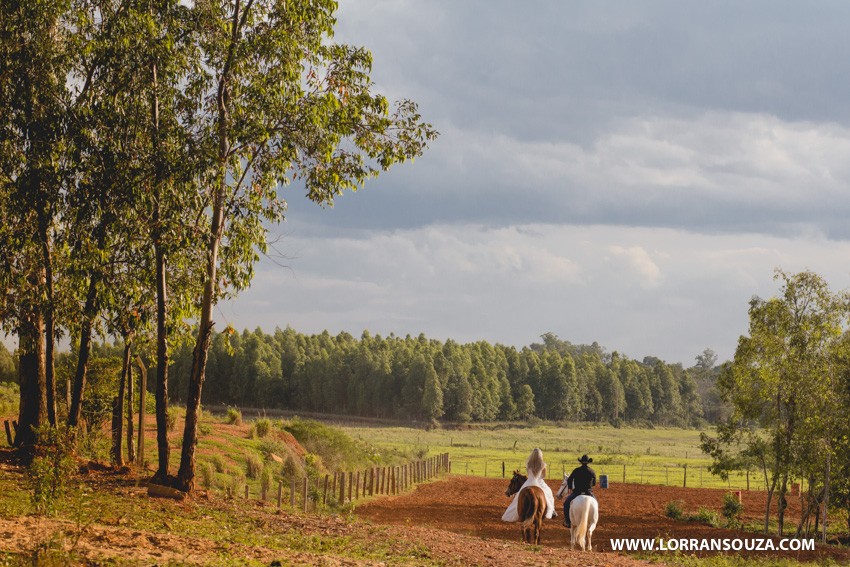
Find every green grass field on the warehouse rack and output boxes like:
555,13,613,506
339,423,766,490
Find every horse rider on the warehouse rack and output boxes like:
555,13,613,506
562,454,596,528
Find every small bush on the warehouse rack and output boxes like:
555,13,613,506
722,493,744,526
280,454,301,481
226,473,244,499
210,454,226,473
690,506,718,527
254,418,271,438
200,462,215,490
665,500,684,520
76,424,110,462
166,407,178,432
260,466,272,500
245,452,263,480
29,425,77,516
226,407,242,426
303,452,324,480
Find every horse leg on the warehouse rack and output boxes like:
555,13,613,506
569,526,576,550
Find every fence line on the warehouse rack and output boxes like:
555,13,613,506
452,458,766,491
228,452,450,512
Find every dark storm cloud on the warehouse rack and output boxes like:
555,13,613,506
273,1,850,237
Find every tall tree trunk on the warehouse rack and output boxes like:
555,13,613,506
16,315,47,447
176,183,224,492
176,0,240,491
153,240,170,481
111,341,131,466
126,351,135,463
149,34,171,483
778,474,788,536
136,355,147,468
67,274,99,429
822,450,830,543
38,218,56,427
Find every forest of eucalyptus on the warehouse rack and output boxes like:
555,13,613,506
0,0,436,492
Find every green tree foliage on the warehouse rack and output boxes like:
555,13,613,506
702,270,850,538
0,343,16,383
168,327,708,427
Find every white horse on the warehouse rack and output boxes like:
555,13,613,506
556,473,599,551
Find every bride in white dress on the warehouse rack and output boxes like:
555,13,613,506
501,447,556,521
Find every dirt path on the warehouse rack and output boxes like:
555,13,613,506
356,475,850,563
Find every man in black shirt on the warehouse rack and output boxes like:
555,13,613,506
562,454,596,528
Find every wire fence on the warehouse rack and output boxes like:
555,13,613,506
451,459,769,491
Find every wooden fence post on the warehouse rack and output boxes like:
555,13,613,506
277,480,283,509
339,472,345,503
302,477,308,513
355,471,361,500
683,464,687,488
244,484,249,499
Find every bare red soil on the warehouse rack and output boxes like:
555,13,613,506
357,475,850,563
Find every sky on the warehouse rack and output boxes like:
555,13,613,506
222,0,850,366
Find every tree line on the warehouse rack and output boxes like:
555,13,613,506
163,329,713,427
0,0,435,493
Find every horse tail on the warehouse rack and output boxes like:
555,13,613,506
574,498,590,550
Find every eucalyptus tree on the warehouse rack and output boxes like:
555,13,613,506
174,0,436,491
709,270,848,536
0,0,76,444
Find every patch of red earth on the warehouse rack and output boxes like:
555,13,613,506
356,475,850,563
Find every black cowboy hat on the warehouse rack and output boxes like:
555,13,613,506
578,454,593,464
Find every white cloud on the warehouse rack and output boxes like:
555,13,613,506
222,222,850,365
608,245,662,288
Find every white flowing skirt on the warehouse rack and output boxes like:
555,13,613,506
501,477,555,521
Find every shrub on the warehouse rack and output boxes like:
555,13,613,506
280,454,301,481
665,500,684,520
254,418,271,438
260,467,272,500
226,473,244,499
166,407,179,432
29,424,77,516
245,452,263,480
690,506,718,527
81,358,121,432
722,493,744,526
303,452,324,480
283,417,377,471
200,462,215,490
210,454,226,473
226,407,242,426
76,423,110,462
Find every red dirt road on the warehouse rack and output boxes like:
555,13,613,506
357,475,850,562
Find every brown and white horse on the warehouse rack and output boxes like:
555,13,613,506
505,471,547,544
556,473,599,551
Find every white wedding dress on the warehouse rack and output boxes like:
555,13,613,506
501,466,556,521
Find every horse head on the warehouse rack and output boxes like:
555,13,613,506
556,472,570,499
505,470,527,497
